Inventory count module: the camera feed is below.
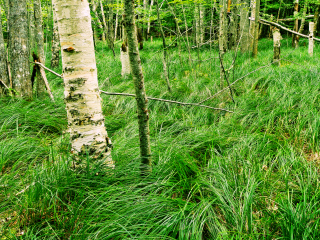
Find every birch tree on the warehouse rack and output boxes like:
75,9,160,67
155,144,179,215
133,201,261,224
54,0,114,168
123,0,152,173
9,0,32,99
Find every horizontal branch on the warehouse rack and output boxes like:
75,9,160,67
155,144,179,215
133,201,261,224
259,18,320,42
100,90,233,113
31,62,63,78
278,15,314,21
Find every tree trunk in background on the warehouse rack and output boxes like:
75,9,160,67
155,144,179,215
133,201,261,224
147,0,154,40
297,2,308,43
114,0,119,41
34,0,46,97
9,0,32,99
195,3,204,44
219,0,227,89
292,0,299,48
240,0,250,53
182,4,192,65
107,0,115,56
314,4,319,36
229,0,240,48
252,0,260,57
100,0,108,42
143,0,148,39
120,15,130,76
51,2,60,69
28,2,36,52
92,0,106,42
272,27,281,66
156,0,171,92
123,0,152,174
54,0,114,168
249,0,256,49
309,22,314,56
0,6,9,96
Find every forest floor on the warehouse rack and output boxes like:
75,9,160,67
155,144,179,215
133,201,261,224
1,37,320,239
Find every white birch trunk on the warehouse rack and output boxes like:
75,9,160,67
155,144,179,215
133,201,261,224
53,0,114,168
249,0,256,48
272,27,281,66
120,47,131,76
309,22,314,56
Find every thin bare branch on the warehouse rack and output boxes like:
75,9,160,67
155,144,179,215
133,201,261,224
31,61,63,78
259,18,320,42
100,90,234,113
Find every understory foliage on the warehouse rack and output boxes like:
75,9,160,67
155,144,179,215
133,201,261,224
1,38,320,239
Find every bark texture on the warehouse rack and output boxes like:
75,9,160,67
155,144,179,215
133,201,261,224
28,3,36,52
249,0,256,48
296,2,308,43
107,0,115,56
240,0,250,52
120,44,131,76
123,0,152,173
314,5,319,36
195,3,204,44
292,0,299,47
252,0,260,57
272,27,281,66
34,0,46,97
51,2,60,69
9,0,32,99
230,0,240,48
0,6,9,96
219,0,227,89
309,22,314,56
54,0,114,168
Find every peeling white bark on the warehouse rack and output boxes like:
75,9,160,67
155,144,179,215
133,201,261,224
54,0,114,168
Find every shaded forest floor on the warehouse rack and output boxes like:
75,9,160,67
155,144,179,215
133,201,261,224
1,37,320,239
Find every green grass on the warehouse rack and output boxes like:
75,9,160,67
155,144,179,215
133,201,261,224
1,37,320,239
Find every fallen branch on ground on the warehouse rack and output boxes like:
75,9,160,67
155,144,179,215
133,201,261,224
100,90,234,113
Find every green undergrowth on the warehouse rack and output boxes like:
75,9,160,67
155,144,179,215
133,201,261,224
1,37,320,239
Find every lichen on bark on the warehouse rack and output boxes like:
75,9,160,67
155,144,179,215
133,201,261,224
54,0,114,169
